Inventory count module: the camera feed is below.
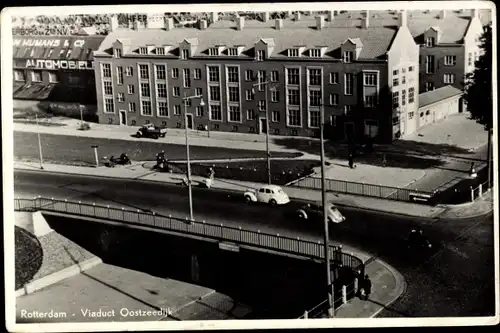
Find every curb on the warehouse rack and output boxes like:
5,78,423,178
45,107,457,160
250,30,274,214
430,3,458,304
369,258,407,318
15,256,103,297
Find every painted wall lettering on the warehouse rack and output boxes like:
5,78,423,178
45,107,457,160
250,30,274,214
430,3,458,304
13,39,86,48
25,59,94,70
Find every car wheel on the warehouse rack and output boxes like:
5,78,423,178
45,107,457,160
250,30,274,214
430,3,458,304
244,195,252,203
269,199,277,206
136,131,142,138
161,133,166,138
297,211,306,220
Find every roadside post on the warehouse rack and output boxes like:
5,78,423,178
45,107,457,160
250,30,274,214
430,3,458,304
91,145,99,167
35,114,44,170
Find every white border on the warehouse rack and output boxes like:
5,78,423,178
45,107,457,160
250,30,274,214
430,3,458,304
2,1,498,331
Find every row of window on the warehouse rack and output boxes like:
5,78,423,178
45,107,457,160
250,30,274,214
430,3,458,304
14,69,59,83
423,55,458,74
392,66,415,76
17,47,92,59
392,87,416,108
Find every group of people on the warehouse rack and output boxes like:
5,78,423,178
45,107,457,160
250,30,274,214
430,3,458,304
358,274,372,301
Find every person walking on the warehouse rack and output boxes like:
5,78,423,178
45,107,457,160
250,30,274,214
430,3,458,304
362,274,372,301
382,153,387,167
348,153,354,169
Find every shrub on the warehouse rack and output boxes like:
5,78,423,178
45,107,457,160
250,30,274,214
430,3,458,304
38,102,98,122
78,122,91,131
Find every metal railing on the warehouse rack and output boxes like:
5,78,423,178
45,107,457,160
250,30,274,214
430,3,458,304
471,180,492,202
291,177,435,203
298,280,357,319
14,197,364,273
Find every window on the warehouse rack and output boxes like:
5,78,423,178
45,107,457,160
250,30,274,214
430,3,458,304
104,98,114,113
287,88,300,105
330,93,339,106
393,69,399,76
468,52,473,66
288,48,299,57
444,55,456,66
127,85,135,94
258,100,266,111
309,90,321,106
128,102,136,112
271,111,280,122
227,66,239,83
271,71,279,82
158,101,168,117
444,73,455,84
425,55,435,74
425,82,435,91
246,89,254,101
141,100,152,115
245,70,253,81
194,68,202,79
287,109,301,126
139,47,148,55
172,68,179,78
47,48,53,58
229,106,241,122
257,70,266,91
14,70,25,81
409,66,414,72
228,86,240,102
174,105,181,115
343,51,353,63
117,93,125,102
208,66,220,82
402,68,406,74
287,68,300,85
210,104,222,120
365,95,376,107
139,64,149,80
194,87,202,96
156,47,165,55
344,105,352,114
402,76,406,84
48,72,59,83
185,99,192,107
183,68,191,87
310,49,321,58
157,83,167,98
102,63,111,78
330,115,337,127
392,91,399,108
155,65,166,80
401,89,406,106
408,111,414,119
271,89,279,102
309,110,320,128
408,87,415,103
126,66,133,76
209,86,221,101
58,49,64,58
140,83,150,97
228,48,238,56
256,50,265,61
173,86,180,97
393,77,399,86
114,48,122,58
364,73,377,86
103,81,113,95
181,49,189,59
392,116,400,125
344,73,353,95
330,72,339,84
425,37,435,47
116,66,124,85
196,106,204,117
308,69,322,86
243,109,253,121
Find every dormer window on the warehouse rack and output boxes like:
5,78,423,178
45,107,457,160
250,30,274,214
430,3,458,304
256,50,265,61
139,47,148,55
228,48,238,56
66,49,72,58
181,49,189,59
343,51,353,63
288,48,299,57
208,48,219,56
425,37,435,47
114,48,122,58
309,49,321,58
156,47,165,55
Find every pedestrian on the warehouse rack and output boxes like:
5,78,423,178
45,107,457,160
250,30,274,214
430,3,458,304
363,274,372,300
382,153,387,167
348,153,354,169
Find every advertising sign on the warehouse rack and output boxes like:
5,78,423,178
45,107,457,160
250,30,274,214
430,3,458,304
13,38,86,48
25,59,93,70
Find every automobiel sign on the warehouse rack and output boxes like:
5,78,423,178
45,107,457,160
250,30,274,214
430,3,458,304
25,59,93,70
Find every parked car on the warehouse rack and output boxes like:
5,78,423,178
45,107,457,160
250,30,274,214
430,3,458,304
244,185,290,206
296,202,346,223
104,153,131,167
136,124,167,139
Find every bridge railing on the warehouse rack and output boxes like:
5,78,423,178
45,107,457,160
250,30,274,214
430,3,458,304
14,197,364,274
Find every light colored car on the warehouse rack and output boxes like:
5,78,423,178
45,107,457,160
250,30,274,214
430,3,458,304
296,202,346,223
244,185,290,206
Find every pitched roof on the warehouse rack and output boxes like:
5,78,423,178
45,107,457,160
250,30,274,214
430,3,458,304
95,18,398,60
419,85,463,108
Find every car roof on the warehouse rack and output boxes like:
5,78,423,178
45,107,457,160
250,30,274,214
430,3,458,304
261,185,282,190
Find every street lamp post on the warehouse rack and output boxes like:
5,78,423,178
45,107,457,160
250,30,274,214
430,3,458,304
91,145,99,167
182,93,205,222
252,80,273,185
35,114,44,170
80,104,84,124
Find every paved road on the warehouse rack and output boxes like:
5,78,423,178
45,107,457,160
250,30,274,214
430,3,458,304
14,132,300,166
14,170,495,317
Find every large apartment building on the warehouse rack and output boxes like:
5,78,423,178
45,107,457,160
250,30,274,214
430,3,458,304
93,11,420,143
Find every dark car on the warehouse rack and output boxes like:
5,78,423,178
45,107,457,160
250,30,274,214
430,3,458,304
136,124,167,139
296,202,346,223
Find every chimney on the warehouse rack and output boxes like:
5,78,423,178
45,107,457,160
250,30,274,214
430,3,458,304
133,20,141,31
275,18,283,30
471,9,479,19
296,12,301,20
263,12,270,22
237,16,245,31
398,10,407,27
328,10,335,22
109,16,119,32
316,15,325,30
199,19,208,30
165,17,174,31
438,10,446,19
211,12,218,22
361,11,369,28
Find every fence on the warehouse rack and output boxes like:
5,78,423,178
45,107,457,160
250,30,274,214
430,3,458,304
471,180,492,202
291,177,435,203
298,280,357,319
14,197,364,274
